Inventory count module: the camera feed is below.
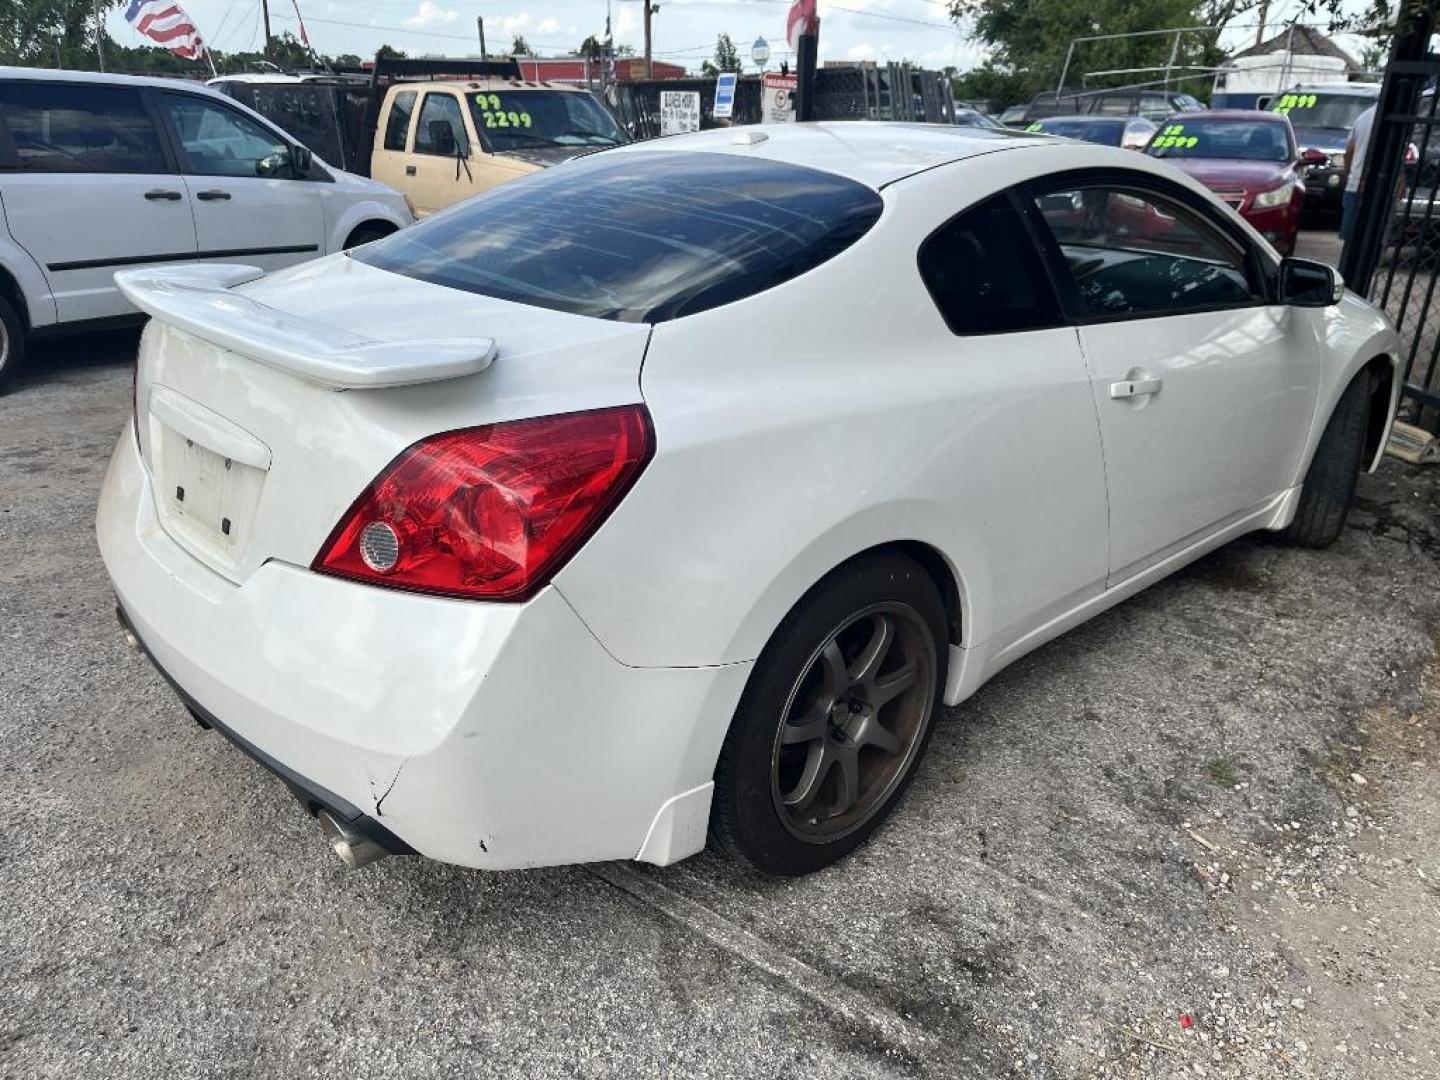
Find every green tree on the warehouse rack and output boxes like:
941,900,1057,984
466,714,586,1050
261,31,313,69
510,33,532,56
0,0,120,68
575,34,603,61
946,0,1396,111
947,0,1227,107
700,32,742,76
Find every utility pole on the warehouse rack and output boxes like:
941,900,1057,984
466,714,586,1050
1253,0,1270,49
94,0,105,71
477,16,487,60
260,0,273,58
643,1,654,78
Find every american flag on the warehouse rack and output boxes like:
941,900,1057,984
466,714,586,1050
123,0,206,61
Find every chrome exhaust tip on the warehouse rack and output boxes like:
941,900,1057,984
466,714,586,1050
317,809,389,870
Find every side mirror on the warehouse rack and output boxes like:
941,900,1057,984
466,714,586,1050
292,145,313,175
1279,257,1344,307
1300,147,1328,167
428,120,456,156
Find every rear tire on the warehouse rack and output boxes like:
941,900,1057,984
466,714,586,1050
711,551,948,876
1280,369,1373,548
0,293,24,394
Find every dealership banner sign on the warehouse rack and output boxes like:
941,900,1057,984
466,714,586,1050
660,91,701,136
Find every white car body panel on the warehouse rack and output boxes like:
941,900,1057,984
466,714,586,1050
95,125,1402,871
1,170,200,323
0,66,411,329
558,148,1114,670
0,194,57,328
1077,305,1319,583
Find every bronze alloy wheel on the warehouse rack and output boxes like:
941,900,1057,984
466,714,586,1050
769,602,937,842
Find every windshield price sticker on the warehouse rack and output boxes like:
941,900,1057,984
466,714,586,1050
1271,93,1317,115
1025,121,1044,132
474,94,532,129
1152,124,1198,149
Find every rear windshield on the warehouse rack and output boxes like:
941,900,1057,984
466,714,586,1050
354,151,884,323
1030,118,1124,145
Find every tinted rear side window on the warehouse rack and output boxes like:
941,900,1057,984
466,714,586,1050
0,82,166,174
917,193,1062,335
354,151,883,323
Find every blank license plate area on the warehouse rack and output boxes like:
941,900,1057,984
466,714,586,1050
155,425,263,554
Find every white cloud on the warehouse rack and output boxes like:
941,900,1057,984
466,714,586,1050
537,17,560,34
405,1,458,29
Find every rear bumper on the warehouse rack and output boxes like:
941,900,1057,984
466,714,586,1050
97,424,752,870
115,601,417,857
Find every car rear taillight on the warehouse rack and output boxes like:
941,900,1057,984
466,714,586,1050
312,405,653,601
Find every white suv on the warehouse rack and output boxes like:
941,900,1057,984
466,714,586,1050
0,68,413,390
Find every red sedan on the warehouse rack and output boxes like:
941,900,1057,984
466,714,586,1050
1144,110,1323,256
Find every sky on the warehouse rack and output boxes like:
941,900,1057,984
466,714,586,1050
106,0,1372,76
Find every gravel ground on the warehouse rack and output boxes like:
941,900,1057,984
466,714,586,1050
3,273,1439,1078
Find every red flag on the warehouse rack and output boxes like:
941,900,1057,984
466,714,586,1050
291,0,311,47
786,0,818,51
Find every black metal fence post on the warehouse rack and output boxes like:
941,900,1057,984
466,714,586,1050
1338,2,1437,293
795,34,818,122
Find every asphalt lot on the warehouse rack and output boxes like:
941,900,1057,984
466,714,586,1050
3,231,1439,1079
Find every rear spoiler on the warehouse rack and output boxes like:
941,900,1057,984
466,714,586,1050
114,264,497,391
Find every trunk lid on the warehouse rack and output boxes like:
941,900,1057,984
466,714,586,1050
132,254,650,584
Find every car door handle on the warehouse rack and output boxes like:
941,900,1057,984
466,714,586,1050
1109,377,1164,399
144,189,183,201
405,165,417,176
195,190,231,201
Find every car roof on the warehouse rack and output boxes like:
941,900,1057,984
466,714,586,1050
0,64,272,115
1171,109,1289,122
606,121,1045,188
1035,115,1132,124
0,65,234,97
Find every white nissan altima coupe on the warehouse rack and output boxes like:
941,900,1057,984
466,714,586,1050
98,123,1400,876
